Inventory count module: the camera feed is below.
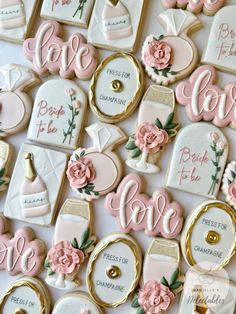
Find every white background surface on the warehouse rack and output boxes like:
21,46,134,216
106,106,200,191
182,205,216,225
0,0,236,313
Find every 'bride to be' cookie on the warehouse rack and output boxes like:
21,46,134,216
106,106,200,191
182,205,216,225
166,122,228,198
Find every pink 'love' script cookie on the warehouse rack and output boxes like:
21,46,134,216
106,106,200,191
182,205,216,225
23,20,98,80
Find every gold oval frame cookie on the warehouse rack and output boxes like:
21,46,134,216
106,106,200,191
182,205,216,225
87,234,142,308
184,201,236,271
0,277,51,313
89,53,144,123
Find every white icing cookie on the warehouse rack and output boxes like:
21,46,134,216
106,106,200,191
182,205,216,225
0,141,12,192
0,63,41,137
0,277,51,313
28,79,87,150
90,52,144,123
4,143,68,226
41,0,95,28
181,200,236,271
0,0,39,43
86,233,142,308
166,122,228,198
45,199,96,291
88,0,145,52
52,292,104,314
202,5,236,74
141,9,201,86
126,85,178,173
67,122,127,201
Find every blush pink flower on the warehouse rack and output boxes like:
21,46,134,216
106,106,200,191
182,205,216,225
80,308,90,314
65,88,75,96
47,241,84,275
138,281,175,314
216,141,226,150
209,132,219,142
73,100,81,109
67,157,96,189
228,181,236,204
135,123,169,154
144,40,172,70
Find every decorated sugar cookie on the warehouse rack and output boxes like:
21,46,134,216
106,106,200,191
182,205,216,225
0,215,46,276
28,79,87,150
162,0,225,15
0,64,41,137
88,0,145,52
105,173,184,238
0,141,12,192
0,0,39,43
45,199,96,290
166,123,228,198
90,52,144,123
142,9,201,86
24,20,98,80
222,161,236,210
52,292,103,314
176,65,236,128
67,122,127,201
0,276,51,313
181,200,236,272
126,85,178,173
132,238,183,314
178,270,236,314
41,0,95,28
4,143,68,226
86,233,142,308
202,5,236,74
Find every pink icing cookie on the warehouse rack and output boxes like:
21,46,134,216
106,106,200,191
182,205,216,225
23,20,98,79
161,0,225,15
0,215,46,276
176,65,236,128
105,173,184,238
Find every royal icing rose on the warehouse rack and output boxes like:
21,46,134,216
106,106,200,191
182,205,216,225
216,140,226,150
67,157,96,189
65,88,75,96
47,241,84,275
144,40,172,70
138,281,175,314
228,181,236,204
209,132,219,142
135,123,169,154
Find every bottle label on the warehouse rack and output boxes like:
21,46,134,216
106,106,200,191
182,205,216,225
21,190,49,209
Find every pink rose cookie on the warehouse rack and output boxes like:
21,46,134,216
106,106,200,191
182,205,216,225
166,123,228,198
126,85,178,174
202,6,236,74
0,0,40,43
67,122,127,201
176,65,236,128
0,64,41,137
222,161,236,210
161,0,225,15
142,9,201,86
27,79,87,150
41,0,95,28
23,20,98,80
0,215,46,276
88,0,145,52
45,199,96,290
105,173,184,239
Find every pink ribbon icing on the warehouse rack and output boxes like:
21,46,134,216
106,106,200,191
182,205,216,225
105,173,184,238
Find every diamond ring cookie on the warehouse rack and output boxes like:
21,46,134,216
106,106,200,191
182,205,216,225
0,64,41,137
166,122,228,199
126,85,178,174
27,79,87,150
86,232,142,308
67,122,127,201
181,200,236,272
89,52,144,123
45,199,96,291
161,0,225,15
0,276,51,314
41,0,95,28
23,20,98,80
142,9,201,86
